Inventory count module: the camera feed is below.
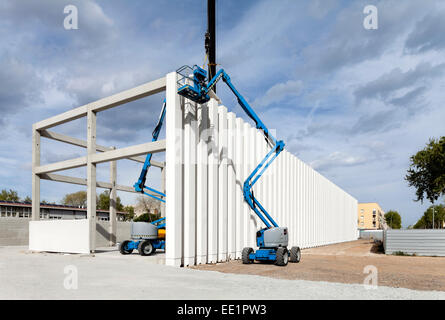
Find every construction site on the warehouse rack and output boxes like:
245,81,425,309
1,0,445,303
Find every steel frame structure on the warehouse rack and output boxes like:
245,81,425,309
32,76,167,253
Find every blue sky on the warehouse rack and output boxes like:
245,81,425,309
1,0,444,226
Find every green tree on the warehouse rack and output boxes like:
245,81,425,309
122,205,135,221
406,137,445,203
385,210,402,229
0,189,20,201
414,205,445,229
97,190,123,211
134,212,161,223
23,196,32,203
62,191,87,207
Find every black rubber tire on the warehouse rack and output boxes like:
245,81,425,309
242,247,254,264
138,240,154,256
289,246,301,263
119,240,133,255
275,247,288,266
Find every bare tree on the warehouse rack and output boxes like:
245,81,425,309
136,195,160,214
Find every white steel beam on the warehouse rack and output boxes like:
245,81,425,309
183,99,197,267
207,99,219,263
165,72,183,267
87,109,97,253
35,77,166,130
32,124,40,221
160,167,166,218
34,156,87,175
249,127,257,248
109,150,117,246
217,106,228,262
39,173,162,198
196,103,209,264
40,130,164,168
90,140,165,164
235,117,244,258
242,122,251,248
227,112,236,260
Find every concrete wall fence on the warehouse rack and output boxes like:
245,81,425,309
0,218,30,246
359,229,384,241
165,72,358,267
0,218,130,248
384,229,445,256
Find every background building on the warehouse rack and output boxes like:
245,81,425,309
0,201,127,221
358,203,386,230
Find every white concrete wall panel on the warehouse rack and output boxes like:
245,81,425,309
183,100,197,266
234,117,244,259
29,220,90,254
227,112,236,260
196,103,209,264
166,78,358,266
207,99,219,263
165,72,184,267
217,106,228,262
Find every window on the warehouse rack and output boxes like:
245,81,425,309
360,209,364,213
361,222,364,226
361,215,364,220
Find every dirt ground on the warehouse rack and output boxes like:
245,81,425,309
192,240,445,292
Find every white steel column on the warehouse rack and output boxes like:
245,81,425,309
87,108,97,253
109,149,117,246
183,100,197,266
166,71,183,267
291,156,296,246
249,127,257,247
161,167,166,218
234,117,244,258
227,112,236,259
284,152,290,235
242,123,250,248
255,131,263,230
207,99,219,263
218,106,228,262
32,124,40,221
196,103,209,264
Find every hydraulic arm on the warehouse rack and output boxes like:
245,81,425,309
133,99,166,203
178,66,284,229
120,105,167,258
177,65,301,266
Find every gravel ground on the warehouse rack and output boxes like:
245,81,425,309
193,240,445,292
0,245,444,299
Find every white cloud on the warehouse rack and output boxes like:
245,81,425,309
310,152,367,171
253,80,303,108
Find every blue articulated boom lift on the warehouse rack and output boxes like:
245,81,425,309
118,100,167,256
177,65,301,266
